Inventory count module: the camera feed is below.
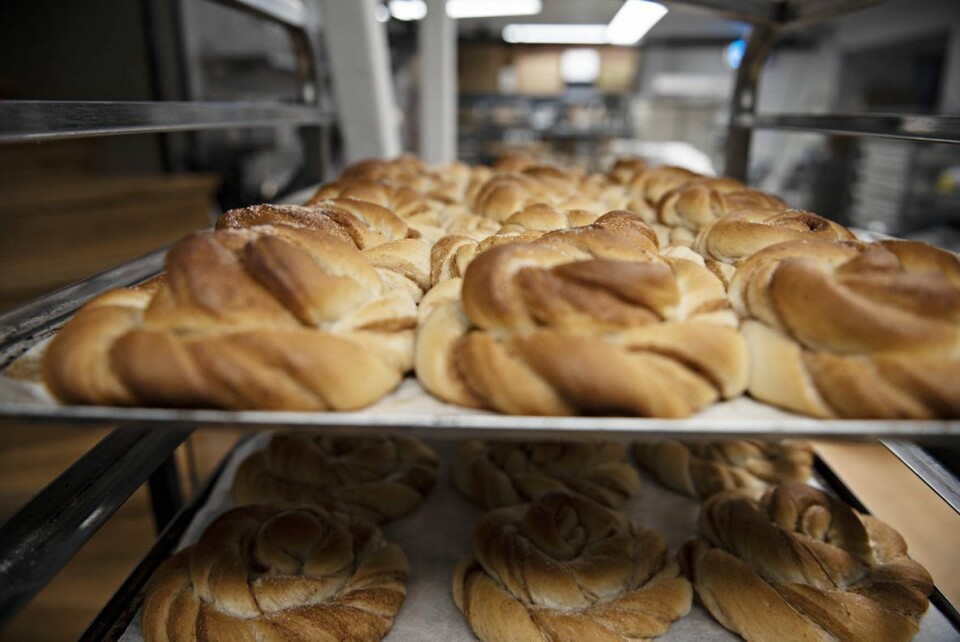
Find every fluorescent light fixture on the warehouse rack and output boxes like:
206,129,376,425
560,48,601,84
606,0,667,45
447,0,542,19
388,0,427,21
502,0,667,46
503,24,609,45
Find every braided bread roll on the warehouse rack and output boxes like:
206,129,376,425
681,484,934,641
307,178,441,231
657,179,784,232
452,440,641,509
142,505,408,642
608,157,649,185
730,238,960,418
558,173,629,213
344,156,494,206
633,440,813,499
43,206,429,410
694,208,856,266
416,211,748,417
429,204,602,286
453,493,692,642
493,151,539,173
232,432,437,524
623,165,701,221
471,173,563,221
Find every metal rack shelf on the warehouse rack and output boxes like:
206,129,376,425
0,100,331,143
735,113,960,144
70,438,960,639
0,0,958,636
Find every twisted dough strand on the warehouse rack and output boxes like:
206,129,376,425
143,505,408,642
633,440,813,499
232,433,437,524
730,238,960,417
694,208,855,265
681,484,933,642
43,205,429,410
416,211,747,417
452,440,641,509
453,493,692,642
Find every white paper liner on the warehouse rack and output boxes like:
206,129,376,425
119,435,955,641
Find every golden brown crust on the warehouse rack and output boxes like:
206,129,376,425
452,440,641,509
680,484,934,642
453,493,692,642
416,211,747,417
42,218,426,410
730,239,960,418
307,178,439,222
142,505,409,642
633,440,814,499
694,208,856,265
623,166,702,222
232,432,438,524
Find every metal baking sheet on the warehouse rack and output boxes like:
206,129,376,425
1,227,957,441
1,339,959,441
117,435,957,642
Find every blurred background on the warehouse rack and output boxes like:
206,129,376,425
1,0,959,639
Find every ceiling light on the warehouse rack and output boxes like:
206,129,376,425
389,0,427,21
375,3,391,22
502,24,609,45
560,49,602,84
447,0,542,19
606,0,667,45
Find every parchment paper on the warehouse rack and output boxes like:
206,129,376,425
119,435,957,642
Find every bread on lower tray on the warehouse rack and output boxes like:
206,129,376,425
453,492,692,642
142,504,409,642
634,440,814,499
681,483,934,641
451,440,641,509
231,432,438,524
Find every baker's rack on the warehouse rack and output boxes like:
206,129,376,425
0,0,959,637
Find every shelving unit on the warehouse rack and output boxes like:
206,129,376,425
458,92,634,167
0,0,959,638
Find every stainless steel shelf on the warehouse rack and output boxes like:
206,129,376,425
0,383,958,442
736,113,960,144
0,101,330,143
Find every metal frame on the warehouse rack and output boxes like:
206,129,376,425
0,426,192,628
0,0,331,630
1,0,960,635
709,0,960,526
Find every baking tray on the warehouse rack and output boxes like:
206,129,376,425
98,435,957,641
1,227,958,442
2,339,960,441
